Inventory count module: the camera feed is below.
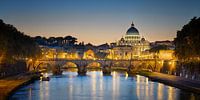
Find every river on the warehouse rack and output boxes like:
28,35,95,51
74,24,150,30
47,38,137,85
10,71,199,100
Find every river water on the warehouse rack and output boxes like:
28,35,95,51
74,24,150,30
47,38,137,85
11,71,199,100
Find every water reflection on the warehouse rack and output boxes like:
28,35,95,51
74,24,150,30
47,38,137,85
39,81,49,100
112,71,120,100
28,86,32,100
91,71,97,97
136,75,152,100
11,71,200,100
125,72,128,80
157,83,163,100
168,86,174,100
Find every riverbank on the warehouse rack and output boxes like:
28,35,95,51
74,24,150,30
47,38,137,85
0,72,40,100
139,71,200,94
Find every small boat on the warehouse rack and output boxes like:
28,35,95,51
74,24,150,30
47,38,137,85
41,76,50,81
41,73,50,81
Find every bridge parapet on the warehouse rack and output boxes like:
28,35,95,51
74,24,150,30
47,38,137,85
36,59,161,71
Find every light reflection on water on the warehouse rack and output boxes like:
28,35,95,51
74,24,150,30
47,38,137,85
11,71,199,100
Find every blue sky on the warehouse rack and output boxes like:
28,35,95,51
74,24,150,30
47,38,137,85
0,0,200,45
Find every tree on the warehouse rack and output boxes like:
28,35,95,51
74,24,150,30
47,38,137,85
33,35,78,47
174,17,200,61
64,36,77,46
0,19,41,63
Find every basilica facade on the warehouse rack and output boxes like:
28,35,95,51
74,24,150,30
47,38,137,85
107,22,152,59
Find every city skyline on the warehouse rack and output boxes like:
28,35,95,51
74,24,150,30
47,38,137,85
1,0,200,45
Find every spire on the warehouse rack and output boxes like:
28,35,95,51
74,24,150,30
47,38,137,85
131,21,134,27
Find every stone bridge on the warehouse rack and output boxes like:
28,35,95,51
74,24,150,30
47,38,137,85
34,59,161,70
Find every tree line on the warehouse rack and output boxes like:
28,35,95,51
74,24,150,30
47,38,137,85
0,19,41,63
34,35,78,47
174,17,200,62
174,17,200,80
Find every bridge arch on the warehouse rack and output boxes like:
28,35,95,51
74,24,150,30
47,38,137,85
86,61,102,68
36,62,52,71
62,62,78,68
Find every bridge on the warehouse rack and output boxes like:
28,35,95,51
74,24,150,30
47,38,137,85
30,59,161,71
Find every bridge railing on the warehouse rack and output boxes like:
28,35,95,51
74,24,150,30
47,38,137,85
38,58,158,62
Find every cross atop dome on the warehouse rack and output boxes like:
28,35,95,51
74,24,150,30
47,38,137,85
131,21,134,27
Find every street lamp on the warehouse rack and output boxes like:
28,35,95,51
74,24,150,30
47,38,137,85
29,58,33,62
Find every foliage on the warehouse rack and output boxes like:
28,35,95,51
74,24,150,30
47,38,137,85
34,35,77,47
174,17,200,61
0,19,41,63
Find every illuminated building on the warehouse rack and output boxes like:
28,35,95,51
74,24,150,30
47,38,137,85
158,50,176,60
117,22,141,46
40,46,79,59
107,46,133,60
117,22,150,50
109,22,151,59
83,49,96,59
66,51,79,59
40,46,57,59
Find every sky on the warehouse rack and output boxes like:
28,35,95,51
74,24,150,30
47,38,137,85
0,0,200,45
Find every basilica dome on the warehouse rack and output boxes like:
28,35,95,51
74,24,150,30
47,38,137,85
126,22,139,35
